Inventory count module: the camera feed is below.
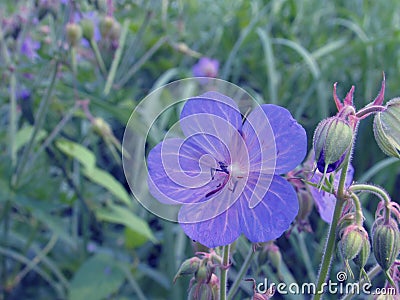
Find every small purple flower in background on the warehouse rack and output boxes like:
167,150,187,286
147,91,307,248
192,57,219,78
21,36,40,60
309,165,354,223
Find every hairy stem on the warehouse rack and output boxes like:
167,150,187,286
227,246,254,299
313,152,351,300
350,192,363,226
220,244,231,300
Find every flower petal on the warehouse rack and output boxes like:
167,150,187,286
310,165,354,223
178,200,241,248
239,175,299,242
147,138,228,205
243,104,307,174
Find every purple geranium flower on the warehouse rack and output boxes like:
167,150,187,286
147,91,307,248
309,165,354,223
192,57,219,78
21,36,40,60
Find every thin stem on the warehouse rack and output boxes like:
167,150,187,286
227,246,254,300
350,184,391,222
12,61,60,188
313,153,351,300
349,192,363,226
104,19,129,95
9,73,17,168
90,38,107,76
220,244,231,300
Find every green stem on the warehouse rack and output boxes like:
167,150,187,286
350,184,391,222
313,153,351,300
349,192,363,226
104,19,129,95
220,244,231,300
12,61,59,188
9,73,17,168
90,38,107,76
227,246,254,300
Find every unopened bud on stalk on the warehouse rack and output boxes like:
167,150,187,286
353,235,371,280
372,218,400,272
340,225,367,261
313,116,353,175
99,16,114,38
80,18,95,41
187,282,214,300
66,23,82,47
173,257,201,283
373,98,400,158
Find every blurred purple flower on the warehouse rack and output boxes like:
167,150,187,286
147,91,307,248
21,36,40,60
192,57,219,78
309,165,354,223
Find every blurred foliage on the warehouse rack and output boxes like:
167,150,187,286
0,0,399,299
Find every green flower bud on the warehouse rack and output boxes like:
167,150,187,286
373,98,400,158
372,219,400,271
195,260,212,283
80,18,95,41
187,282,214,300
99,16,114,38
313,116,353,174
353,236,371,269
66,23,82,47
173,257,201,283
93,117,112,137
110,21,121,41
340,226,367,261
296,188,314,222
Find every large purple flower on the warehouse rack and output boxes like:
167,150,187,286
309,165,354,223
147,91,307,248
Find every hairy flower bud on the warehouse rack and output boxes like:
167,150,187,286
80,18,95,41
209,274,220,300
188,282,214,300
353,234,371,280
372,219,400,272
66,23,82,47
195,260,213,283
313,116,353,174
99,16,114,38
340,225,367,261
373,98,400,158
173,257,201,283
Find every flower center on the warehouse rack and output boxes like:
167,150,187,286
228,162,246,179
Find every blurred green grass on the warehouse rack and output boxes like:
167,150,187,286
0,0,399,299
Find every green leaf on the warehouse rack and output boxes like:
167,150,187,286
83,167,132,207
124,227,148,249
56,139,96,171
16,125,47,152
95,204,156,243
69,253,125,300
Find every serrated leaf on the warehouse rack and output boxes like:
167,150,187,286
56,139,96,171
95,204,156,243
69,253,125,300
83,167,132,207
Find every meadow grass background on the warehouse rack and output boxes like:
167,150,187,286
0,0,399,299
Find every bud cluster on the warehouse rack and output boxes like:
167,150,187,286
174,250,222,300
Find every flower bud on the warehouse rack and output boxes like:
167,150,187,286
373,98,400,158
296,188,314,222
173,257,201,283
313,117,353,174
66,23,82,47
372,219,400,271
195,260,213,283
92,117,112,137
80,18,95,41
99,16,114,38
188,282,214,300
110,21,121,41
353,236,370,269
339,225,367,261
209,274,220,300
